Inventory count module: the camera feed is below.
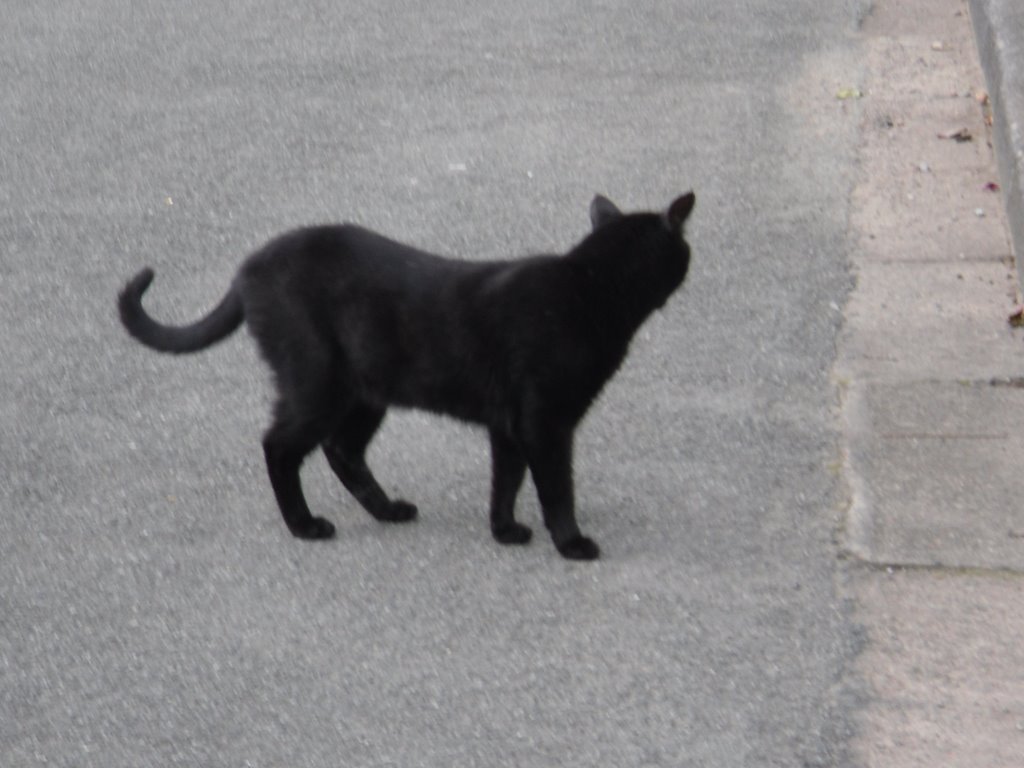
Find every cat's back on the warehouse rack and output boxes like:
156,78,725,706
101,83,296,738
236,223,492,310
242,223,458,277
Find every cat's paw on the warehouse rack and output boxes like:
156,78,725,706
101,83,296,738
492,522,533,545
556,535,600,561
376,500,418,523
289,516,337,540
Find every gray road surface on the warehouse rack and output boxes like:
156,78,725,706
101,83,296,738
2,2,868,766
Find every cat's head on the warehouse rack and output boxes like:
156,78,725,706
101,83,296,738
589,192,696,234
585,192,696,307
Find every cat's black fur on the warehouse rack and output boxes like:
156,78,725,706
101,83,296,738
118,193,695,560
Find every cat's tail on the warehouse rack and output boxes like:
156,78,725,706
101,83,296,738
118,268,244,354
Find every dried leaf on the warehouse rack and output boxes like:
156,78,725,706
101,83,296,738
836,87,863,100
1009,307,1024,327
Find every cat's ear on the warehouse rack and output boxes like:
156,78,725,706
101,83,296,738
663,192,696,232
590,194,623,230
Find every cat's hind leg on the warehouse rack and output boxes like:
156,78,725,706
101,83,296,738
321,404,417,523
250,305,342,539
488,429,531,545
263,405,337,540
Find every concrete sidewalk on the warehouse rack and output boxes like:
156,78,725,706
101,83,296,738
838,0,1024,763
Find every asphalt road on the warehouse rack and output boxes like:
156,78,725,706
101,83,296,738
2,2,868,766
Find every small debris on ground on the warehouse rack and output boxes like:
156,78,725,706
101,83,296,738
1008,307,1024,327
983,182,1000,192
836,87,863,100
917,162,931,173
938,127,972,142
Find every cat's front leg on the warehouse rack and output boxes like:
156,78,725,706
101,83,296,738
488,429,531,545
524,430,600,561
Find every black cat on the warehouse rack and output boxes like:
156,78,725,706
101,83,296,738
118,193,695,560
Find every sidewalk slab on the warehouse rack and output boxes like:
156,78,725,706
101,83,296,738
845,379,1024,570
970,0,1024,273
850,28,1010,265
852,569,1024,768
839,258,1019,384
